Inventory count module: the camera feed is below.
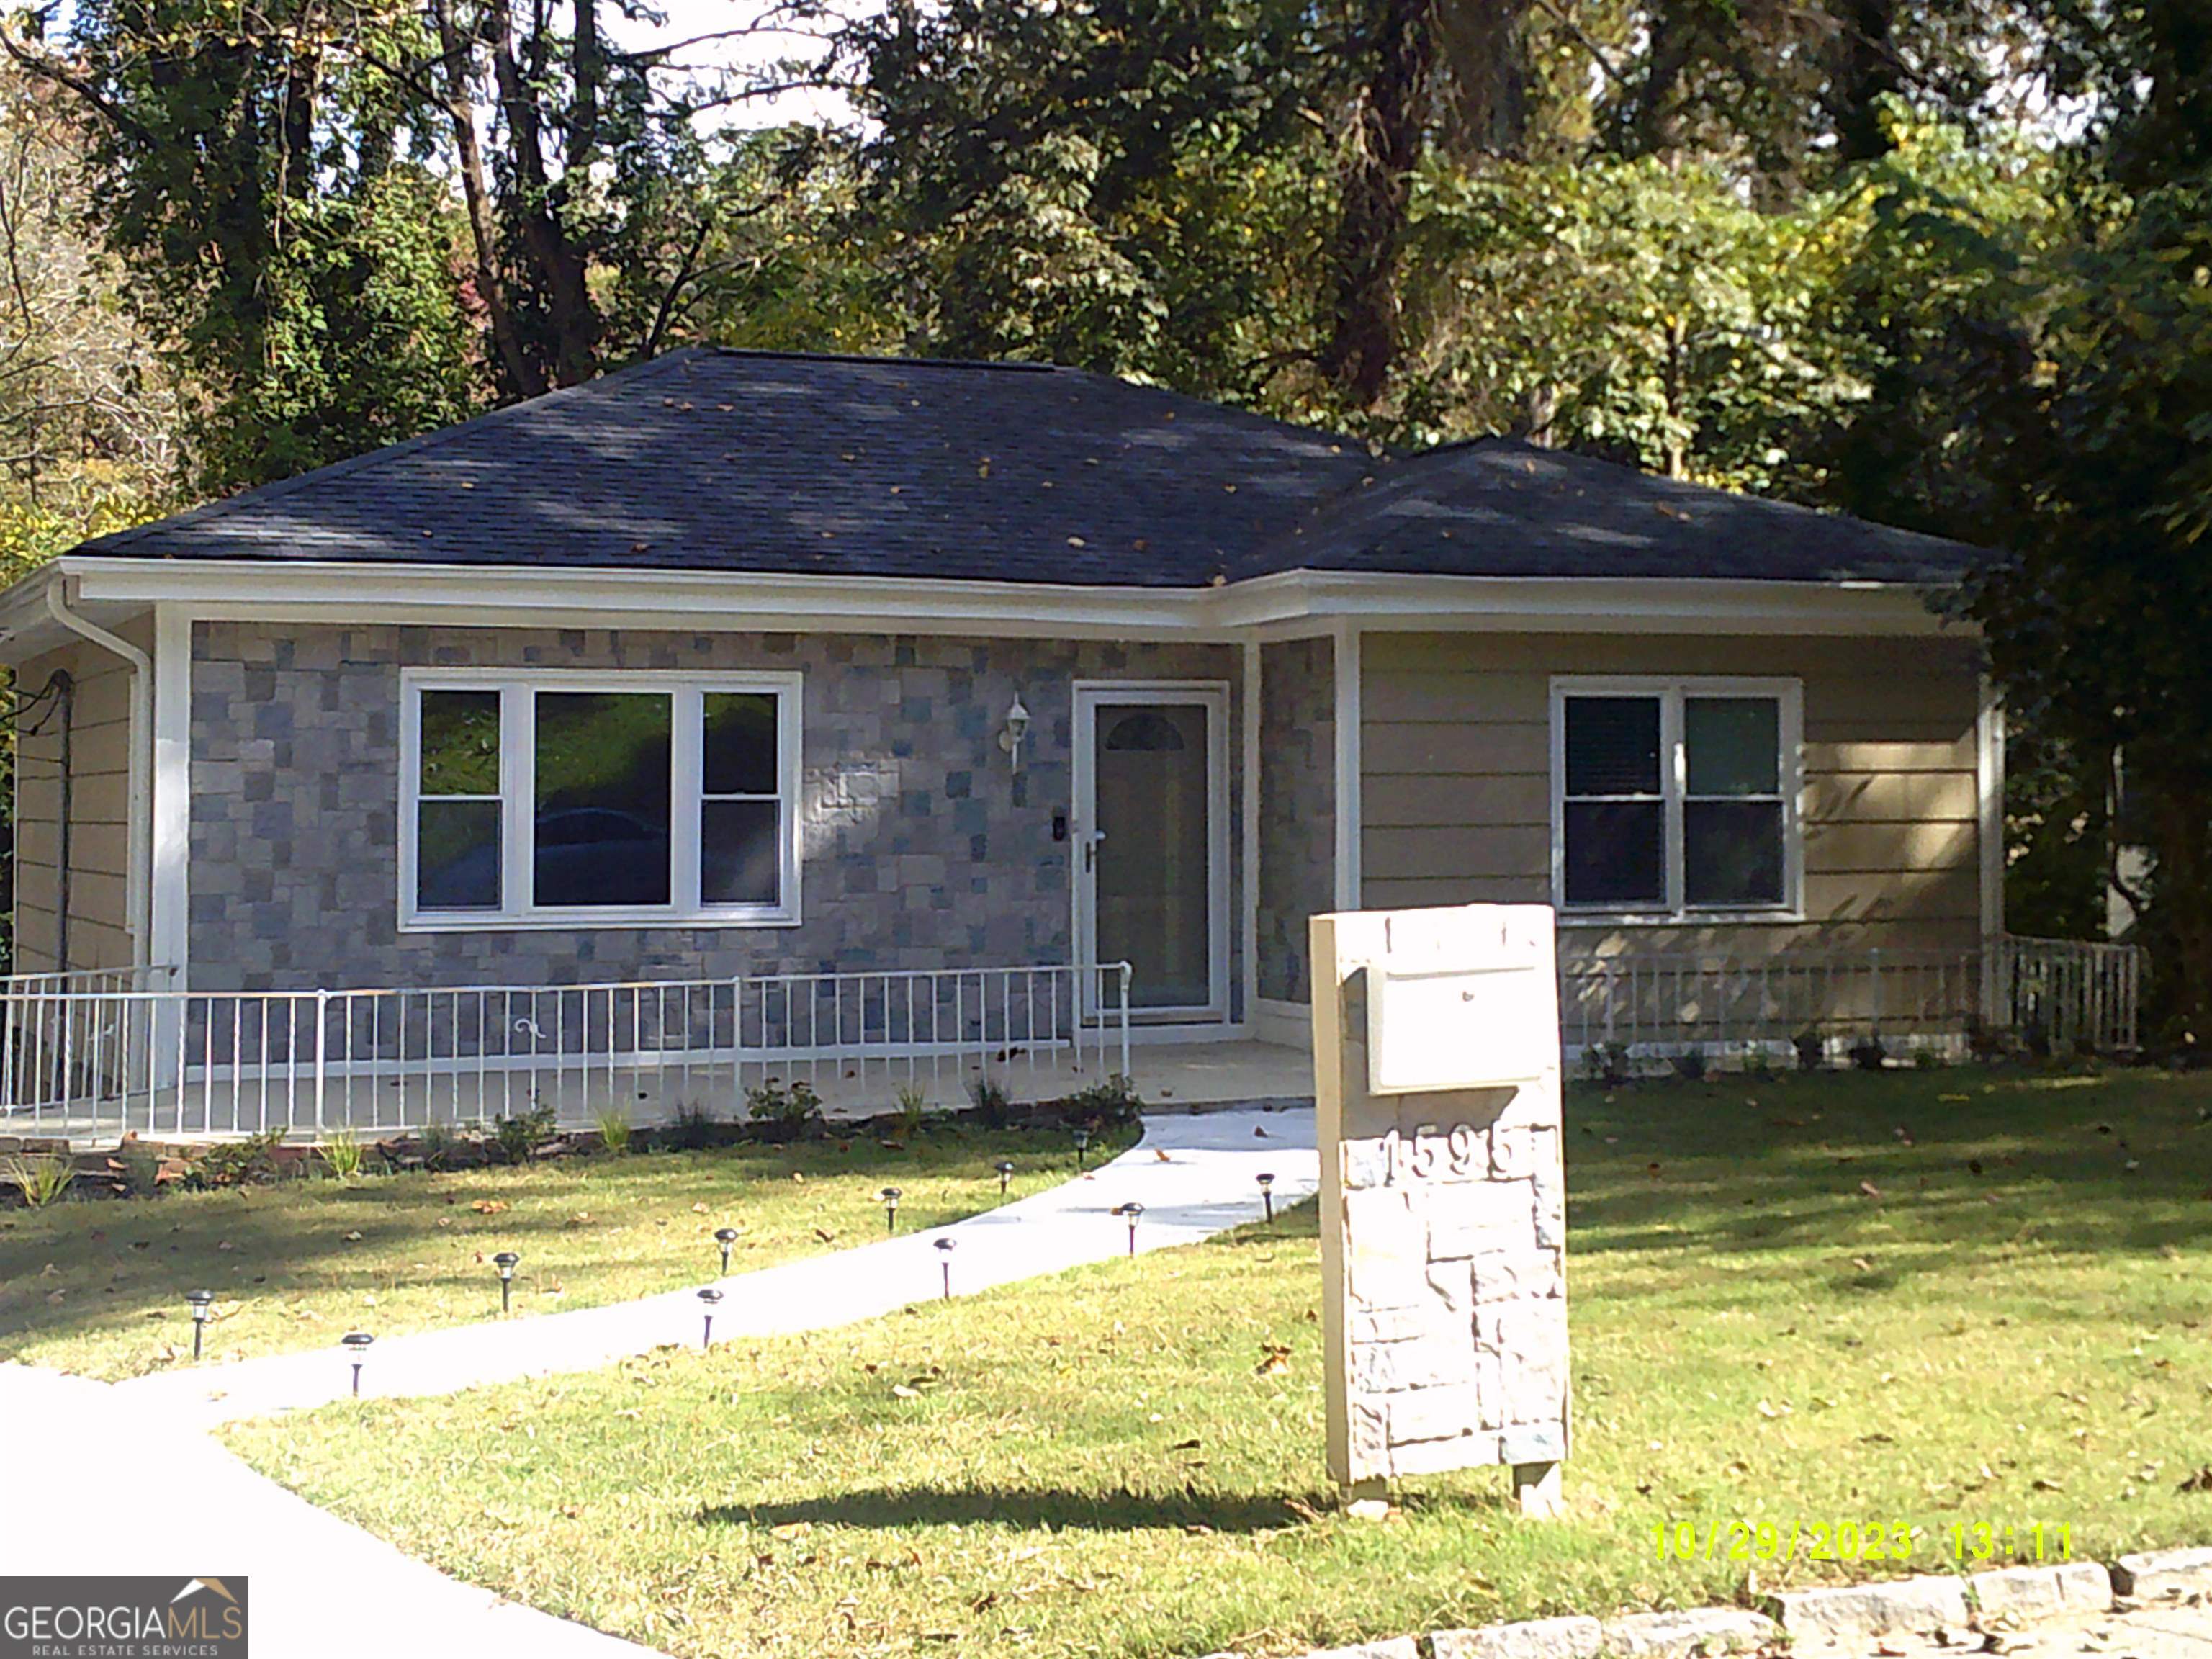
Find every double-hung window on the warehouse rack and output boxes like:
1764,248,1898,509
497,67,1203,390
402,670,803,927
1552,678,1801,918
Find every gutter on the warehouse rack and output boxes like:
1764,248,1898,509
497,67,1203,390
45,577,152,961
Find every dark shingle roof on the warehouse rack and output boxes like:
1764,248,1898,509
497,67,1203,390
1249,437,1972,585
81,348,1367,588
77,350,1976,589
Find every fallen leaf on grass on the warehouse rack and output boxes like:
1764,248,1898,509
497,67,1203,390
814,1228,835,1244
471,1200,509,1215
891,1385,921,1400
340,1231,364,1242
1169,1438,1201,1452
1858,1181,1883,1200
691,1202,709,1213
1255,1344,1291,1377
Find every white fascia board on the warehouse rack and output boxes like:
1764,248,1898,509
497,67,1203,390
56,557,1205,639
1213,570,1969,637
14,556,1972,654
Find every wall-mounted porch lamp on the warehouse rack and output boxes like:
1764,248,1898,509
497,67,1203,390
998,696,1031,769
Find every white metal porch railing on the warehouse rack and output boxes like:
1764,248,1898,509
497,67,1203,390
0,963,1133,1141
1558,933,2143,1064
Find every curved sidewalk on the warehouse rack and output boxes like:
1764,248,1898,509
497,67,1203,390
117,1104,1318,1429
6,1107,1316,1658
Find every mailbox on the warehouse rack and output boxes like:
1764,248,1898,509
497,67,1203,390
1313,901,1568,1514
1367,961,1553,1094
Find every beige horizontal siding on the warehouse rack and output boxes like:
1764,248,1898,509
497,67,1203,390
12,631,141,972
1361,630,1984,956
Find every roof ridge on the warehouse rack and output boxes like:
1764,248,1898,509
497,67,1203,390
698,345,1063,374
81,351,706,554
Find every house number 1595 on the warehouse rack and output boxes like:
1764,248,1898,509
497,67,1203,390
1383,1124,1481,1184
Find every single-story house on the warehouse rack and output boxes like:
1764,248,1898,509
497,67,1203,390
2,346,2110,1133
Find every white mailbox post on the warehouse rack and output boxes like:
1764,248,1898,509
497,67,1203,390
1312,904,1568,1517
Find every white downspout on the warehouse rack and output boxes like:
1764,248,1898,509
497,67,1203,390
45,578,153,967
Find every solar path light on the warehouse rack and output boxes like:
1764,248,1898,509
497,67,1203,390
186,1289,213,1361
714,1227,739,1276
1073,1128,1092,1169
341,1331,374,1398
1258,1172,1277,1222
492,1251,520,1314
995,1160,1015,1197
935,1236,956,1301
696,1287,723,1349
880,1187,902,1233
1120,1201,1143,1257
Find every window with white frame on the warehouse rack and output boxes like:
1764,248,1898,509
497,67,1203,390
1552,679,1800,917
403,671,802,927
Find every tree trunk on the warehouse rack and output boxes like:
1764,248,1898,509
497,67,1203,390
1624,2,1694,156
489,0,600,386
431,0,541,398
1830,0,1900,163
1319,0,1440,410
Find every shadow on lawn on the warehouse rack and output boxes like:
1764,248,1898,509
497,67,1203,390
698,1482,1475,1535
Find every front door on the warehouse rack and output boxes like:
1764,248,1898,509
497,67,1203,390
1072,682,1228,1022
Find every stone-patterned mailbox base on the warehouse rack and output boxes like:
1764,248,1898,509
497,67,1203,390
1310,904,1570,1514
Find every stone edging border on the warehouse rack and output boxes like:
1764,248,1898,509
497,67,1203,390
1225,1545,2212,1659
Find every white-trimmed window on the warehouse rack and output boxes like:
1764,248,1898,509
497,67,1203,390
400,669,803,929
1550,678,1802,919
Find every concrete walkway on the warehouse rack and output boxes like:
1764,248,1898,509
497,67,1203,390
3,1107,1316,1658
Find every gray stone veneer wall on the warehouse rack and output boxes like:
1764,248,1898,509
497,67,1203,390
189,623,1245,1013
1256,637,1335,1004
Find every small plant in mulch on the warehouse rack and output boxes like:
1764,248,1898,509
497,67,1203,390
493,1102,560,1165
181,1128,288,1191
1850,1035,1889,1072
319,1128,369,1181
1792,1027,1827,1072
891,1084,929,1138
1671,1047,1709,1083
594,1109,633,1156
1584,1042,1634,1087
967,1074,1014,1130
1966,1018,2012,1064
2,1151,76,1208
1048,1074,1143,1128
743,1079,823,1144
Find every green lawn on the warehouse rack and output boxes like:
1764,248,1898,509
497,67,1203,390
0,1124,1130,1380
225,1066,2212,1659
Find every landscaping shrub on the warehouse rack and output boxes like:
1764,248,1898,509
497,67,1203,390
968,1074,1013,1128
1792,1028,1826,1072
670,1102,722,1151
3,1151,76,1208
1850,1035,1889,1071
743,1080,822,1141
494,1102,559,1165
417,1120,458,1171
1671,1048,1709,1082
183,1128,287,1190
595,1109,632,1156
1056,1074,1143,1126
1584,1042,1632,1087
